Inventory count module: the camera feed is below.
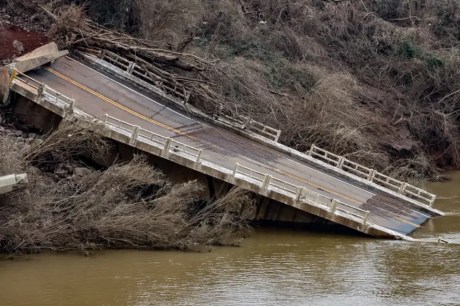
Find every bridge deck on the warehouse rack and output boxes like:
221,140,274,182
24,57,439,237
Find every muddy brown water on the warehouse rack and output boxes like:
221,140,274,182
0,173,459,306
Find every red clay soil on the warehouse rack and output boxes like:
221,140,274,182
0,26,48,61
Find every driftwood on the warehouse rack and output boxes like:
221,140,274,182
43,5,226,114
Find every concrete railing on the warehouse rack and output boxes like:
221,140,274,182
12,71,42,92
43,85,75,106
100,50,190,101
103,116,369,225
232,164,370,225
218,114,281,142
308,144,436,206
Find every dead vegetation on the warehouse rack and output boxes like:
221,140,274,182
2,0,460,180
0,120,255,255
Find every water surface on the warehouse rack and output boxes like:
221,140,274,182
1,173,459,306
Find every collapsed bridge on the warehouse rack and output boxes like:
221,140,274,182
3,44,444,240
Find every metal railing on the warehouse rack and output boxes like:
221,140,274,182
308,144,436,206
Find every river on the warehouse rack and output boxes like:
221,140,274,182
1,173,459,306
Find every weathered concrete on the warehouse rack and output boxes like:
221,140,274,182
0,174,28,195
5,53,445,240
12,43,68,73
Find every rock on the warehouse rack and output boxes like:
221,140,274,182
12,40,24,53
14,130,23,137
73,167,92,177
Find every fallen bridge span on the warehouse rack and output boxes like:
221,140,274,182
4,46,444,240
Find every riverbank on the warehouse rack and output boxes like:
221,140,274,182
2,1,460,181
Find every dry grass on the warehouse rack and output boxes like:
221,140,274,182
0,120,254,255
7,0,460,180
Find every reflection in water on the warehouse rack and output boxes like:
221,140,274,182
0,173,459,306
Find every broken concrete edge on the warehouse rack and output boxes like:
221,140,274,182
73,50,441,216
0,173,28,195
9,85,410,240
12,42,69,73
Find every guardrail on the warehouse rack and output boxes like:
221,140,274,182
85,51,282,143
308,144,436,206
44,86,75,106
100,50,190,101
13,70,76,110
12,71,43,92
218,114,281,142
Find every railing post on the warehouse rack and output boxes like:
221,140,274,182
337,156,345,169
163,138,172,155
67,99,75,116
330,199,338,214
295,187,305,201
367,169,376,181
262,174,271,190
129,125,140,145
196,149,203,164
127,62,135,74
274,130,281,143
363,211,370,225
232,163,239,178
398,182,407,194
38,83,46,97
104,114,109,126
429,196,436,207
308,144,315,156
8,68,17,85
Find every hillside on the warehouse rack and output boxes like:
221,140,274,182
2,0,460,181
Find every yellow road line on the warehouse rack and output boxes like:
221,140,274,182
46,67,197,140
44,66,419,226
45,67,369,205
